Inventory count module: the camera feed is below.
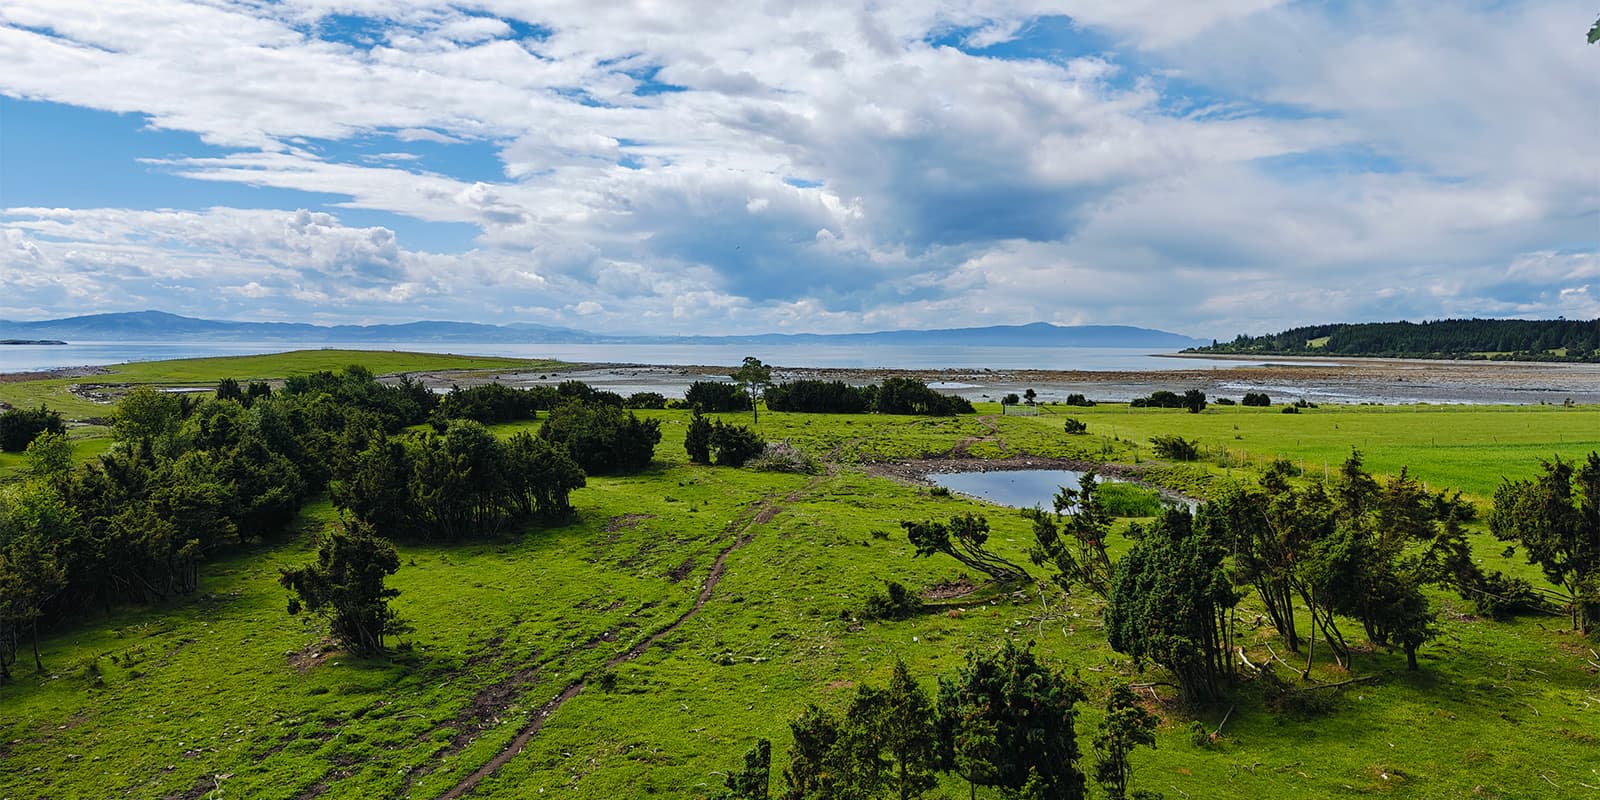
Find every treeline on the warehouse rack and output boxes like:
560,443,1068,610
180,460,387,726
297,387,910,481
432,380,671,423
763,377,974,415
0,368,661,681
1188,318,1600,362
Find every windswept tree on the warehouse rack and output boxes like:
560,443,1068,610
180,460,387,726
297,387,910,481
1490,452,1600,635
1027,474,1116,598
903,513,1031,584
280,522,406,654
731,357,774,424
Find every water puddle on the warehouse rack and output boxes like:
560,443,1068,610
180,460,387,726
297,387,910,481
925,468,1194,512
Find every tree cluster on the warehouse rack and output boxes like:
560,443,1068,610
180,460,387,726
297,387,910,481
331,420,585,541
759,646,1155,800
0,366,630,679
1128,390,1205,413
537,400,661,475
764,380,873,414
1240,393,1271,407
1200,455,1487,674
764,378,973,416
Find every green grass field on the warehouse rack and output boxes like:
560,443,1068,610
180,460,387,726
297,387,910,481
3,354,1598,799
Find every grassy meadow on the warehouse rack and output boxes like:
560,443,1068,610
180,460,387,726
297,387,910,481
3,352,1598,799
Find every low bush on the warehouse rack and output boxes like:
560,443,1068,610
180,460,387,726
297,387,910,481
747,440,820,474
862,581,921,620
1149,434,1200,461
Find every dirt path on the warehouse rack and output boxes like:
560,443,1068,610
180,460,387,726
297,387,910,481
949,414,1007,457
430,495,789,800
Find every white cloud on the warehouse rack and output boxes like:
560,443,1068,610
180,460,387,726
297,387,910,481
0,1,1593,335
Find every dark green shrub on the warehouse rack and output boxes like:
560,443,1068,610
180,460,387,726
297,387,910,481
875,378,974,415
684,381,750,412
685,412,713,464
1149,434,1200,461
862,581,922,620
625,392,667,409
1063,418,1088,434
764,380,871,413
709,420,765,467
0,405,66,452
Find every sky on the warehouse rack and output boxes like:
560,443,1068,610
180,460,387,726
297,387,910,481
0,1,1596,338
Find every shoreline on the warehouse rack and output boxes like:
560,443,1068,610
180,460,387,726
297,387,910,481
6,352,1599,407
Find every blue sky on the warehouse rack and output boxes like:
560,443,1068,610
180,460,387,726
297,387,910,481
1,1,1595,336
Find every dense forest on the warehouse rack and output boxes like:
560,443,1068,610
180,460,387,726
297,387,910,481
1187,318,1600,362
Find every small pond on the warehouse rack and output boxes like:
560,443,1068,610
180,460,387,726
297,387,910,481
926,469,1102,509
926,469,1194,512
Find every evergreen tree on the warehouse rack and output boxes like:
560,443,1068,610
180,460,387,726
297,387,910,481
1092,686,1160,800
686,412,713,464
937,641,1087,800
1490,452,1600,635
279,522,405,654
722,739,772,800
1105,509,1238,705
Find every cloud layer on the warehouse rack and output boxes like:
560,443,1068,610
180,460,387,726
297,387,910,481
1,1,1595,334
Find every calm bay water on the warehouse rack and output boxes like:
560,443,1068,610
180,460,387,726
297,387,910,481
0,341,1256,374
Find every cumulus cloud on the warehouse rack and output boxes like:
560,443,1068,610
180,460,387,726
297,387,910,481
0,0,1594,335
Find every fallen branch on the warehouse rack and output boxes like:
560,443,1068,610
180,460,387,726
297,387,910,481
1298,675,1380,691
1265,642,1295,672
1212,705,1235,738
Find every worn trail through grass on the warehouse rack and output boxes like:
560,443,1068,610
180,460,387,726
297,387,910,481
433,483,806,800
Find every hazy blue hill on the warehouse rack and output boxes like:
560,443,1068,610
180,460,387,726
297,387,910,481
0,312,1205,349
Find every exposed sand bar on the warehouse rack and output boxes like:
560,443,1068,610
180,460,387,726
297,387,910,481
433,355,1600,406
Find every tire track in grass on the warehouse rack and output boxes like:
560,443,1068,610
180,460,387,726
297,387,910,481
431,491,797,800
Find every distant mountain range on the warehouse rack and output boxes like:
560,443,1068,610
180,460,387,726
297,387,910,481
0,311,1208,349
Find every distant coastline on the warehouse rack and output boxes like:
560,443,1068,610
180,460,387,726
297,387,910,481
0,339,67,346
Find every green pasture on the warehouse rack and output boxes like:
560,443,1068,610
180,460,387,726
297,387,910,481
3,357,1599,799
